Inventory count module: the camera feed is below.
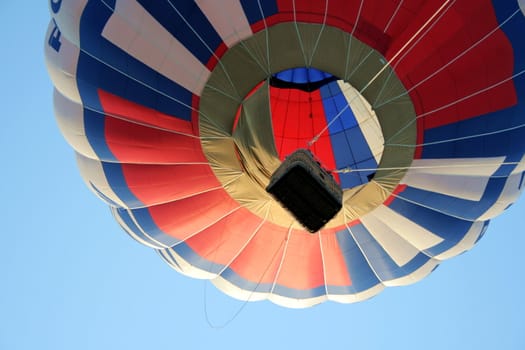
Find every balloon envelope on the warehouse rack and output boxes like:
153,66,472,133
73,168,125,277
46,0,525,307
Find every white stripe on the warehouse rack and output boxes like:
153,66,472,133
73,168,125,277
45,21,81,104
49,0,88,45
360,212,422,266
102,0,210,96
479,154,525,220
76,154,126,208
402,157,505,201
367,205,444,251
195,0,253,48
520,0,525,16
53,89,96,159
339,81,384,164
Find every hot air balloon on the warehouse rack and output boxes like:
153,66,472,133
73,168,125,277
45,0,525,308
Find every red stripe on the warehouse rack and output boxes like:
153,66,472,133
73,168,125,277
270,86,340,182
383,184,408,207
184,208,265,267
119,163,221,207
228,222,288,285
386,1,517,157
320,231,352,287
100,90,207,164
273,230,325,290
147,189,240,241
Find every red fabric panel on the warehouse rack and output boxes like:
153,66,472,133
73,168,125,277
273,230,325,290
320,231,352,287
119,163,221,207
99,89,195,134
227,222,289,285
274,0,396,54
184,208,264,267
99,90,207,164
147,189,241,241
386,1,517,156
270,86,339,180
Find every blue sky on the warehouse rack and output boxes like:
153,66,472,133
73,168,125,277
1,2,524,349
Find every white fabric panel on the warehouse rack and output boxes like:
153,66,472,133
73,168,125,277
339,81,384,164
53,89,96,159
361,212,422,266
48,0,88,45
368,205,444,251
76,154,126,208
434,221,485,260
381,259,439,286
479,155,525,220
195,0,253,48
103,0,210,95
402,157,505,201
44,21,81,104
519,0,525,16
326,284,384,304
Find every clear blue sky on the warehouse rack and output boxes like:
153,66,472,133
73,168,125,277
1,2,524,350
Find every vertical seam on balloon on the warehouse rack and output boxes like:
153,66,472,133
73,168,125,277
215,203,271,277
377,7,522,111
383,0,404,33
165,0,243,102
343,0,364,79
269,224,293,296
307,0,329,68
318,231,329,299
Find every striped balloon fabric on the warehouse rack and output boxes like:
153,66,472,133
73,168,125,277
46,0,525,308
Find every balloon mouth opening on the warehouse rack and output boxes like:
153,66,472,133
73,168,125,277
233,67,385,190
199,22,417,228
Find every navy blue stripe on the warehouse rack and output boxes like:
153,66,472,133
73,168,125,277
320,82,378,188
422,2,525,161
398,174,508,221
136,0,222,65
335,227,381,293
348,224,432,281
240,0,279,26
100,162,144,209
167,244,225,275
130,207,180,247
78,1,193,122
114,208,165,249
387,195,482,256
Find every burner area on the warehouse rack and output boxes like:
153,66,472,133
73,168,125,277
266,149,343,232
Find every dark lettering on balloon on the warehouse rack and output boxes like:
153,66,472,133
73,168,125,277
48,19,62,52
50,0,62,14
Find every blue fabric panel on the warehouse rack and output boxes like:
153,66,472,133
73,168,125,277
129,207,180,247
78,1,193,122
387,195,475,256
136,0,222,65
335,228,381,293
168,244,225,275
240,0,279,25
275,67,334,83
114,208,165,249
349,224,433,281
100,162,144,209
320,82,378,188
398,175,509,221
